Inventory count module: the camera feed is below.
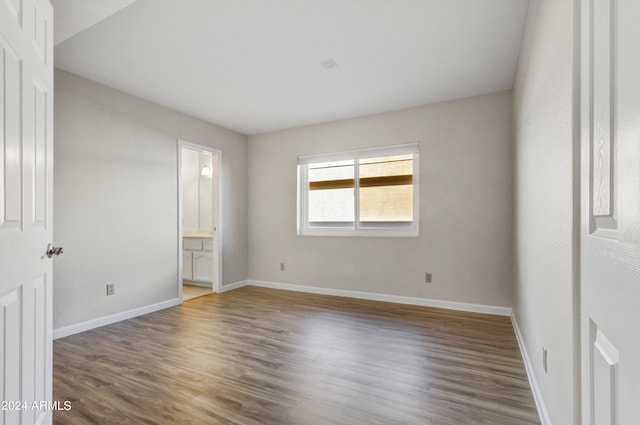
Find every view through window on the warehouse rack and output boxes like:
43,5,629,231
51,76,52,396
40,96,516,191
298,144,419,236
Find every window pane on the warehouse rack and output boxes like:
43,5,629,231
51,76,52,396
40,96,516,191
308,160,355,226
359,154,412,178
308,188,354,226
298,145,418,236
358,154,413,225
309,160,354,183
359,185,413,224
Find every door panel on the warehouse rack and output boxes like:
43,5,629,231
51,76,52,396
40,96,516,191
183,250,193,281
0,35,23,233
2,0,22,25
581,0,640,423
0,0,53,424
33,79,47,228
193,251,214,283
590,323,618,425
0,289,21,419
32,1,47,64
590,0,614,221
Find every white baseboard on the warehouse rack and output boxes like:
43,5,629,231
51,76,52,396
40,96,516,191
53,297,181,340
511,314,552,425
248,279,512,316
219,280,248,293
54,280,249,339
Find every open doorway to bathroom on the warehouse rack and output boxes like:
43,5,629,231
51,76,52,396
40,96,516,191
178,140,222,301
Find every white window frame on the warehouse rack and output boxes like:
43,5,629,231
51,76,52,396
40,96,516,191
297,143,419,237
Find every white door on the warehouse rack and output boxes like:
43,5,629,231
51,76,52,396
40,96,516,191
580,0,640,423
0,1,53,424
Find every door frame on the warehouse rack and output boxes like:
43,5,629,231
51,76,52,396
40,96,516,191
177,139,223,298
573,0,583,422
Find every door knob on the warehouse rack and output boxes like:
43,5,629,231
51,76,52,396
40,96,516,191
46,243,64,258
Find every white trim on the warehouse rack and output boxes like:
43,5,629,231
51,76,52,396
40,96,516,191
297,142,420,165
53,281,248,339
511,314,553,425
248,280,512,316
219,280,249,293
177,143,184,301
298,227,419,238
53,298,181,340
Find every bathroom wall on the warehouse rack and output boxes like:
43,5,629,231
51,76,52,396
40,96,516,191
182,148,214,231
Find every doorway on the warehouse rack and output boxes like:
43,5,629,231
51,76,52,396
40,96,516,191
178,140,222,301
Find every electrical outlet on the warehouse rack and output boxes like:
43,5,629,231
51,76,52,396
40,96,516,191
543,347,548,373
106,283,115,296
425,272,432,283
280,262,285,271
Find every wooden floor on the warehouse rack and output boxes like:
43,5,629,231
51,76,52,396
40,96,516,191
183,283,213,301
53,286,540,425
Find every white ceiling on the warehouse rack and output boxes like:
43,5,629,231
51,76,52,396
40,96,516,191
53,0,529,136
52,0,138,45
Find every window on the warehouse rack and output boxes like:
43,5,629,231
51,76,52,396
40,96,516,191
297,143,419,236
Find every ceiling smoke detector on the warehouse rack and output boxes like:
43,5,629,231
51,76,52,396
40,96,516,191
320,58,338,69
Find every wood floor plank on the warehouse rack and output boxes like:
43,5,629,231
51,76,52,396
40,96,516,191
53,286,540,424
183,284,214,301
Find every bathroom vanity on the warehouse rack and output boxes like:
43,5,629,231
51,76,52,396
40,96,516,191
182,235,213,284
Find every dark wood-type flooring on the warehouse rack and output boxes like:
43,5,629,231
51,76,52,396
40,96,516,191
53,286,540,425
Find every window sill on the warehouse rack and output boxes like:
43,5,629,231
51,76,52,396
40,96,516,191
298,228,419,238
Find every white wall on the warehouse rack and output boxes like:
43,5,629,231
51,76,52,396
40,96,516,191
512,0,577,423
182,147,200,229
197,152,214,230
181,148,214,231
54,69,248,329
248,91,514,308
